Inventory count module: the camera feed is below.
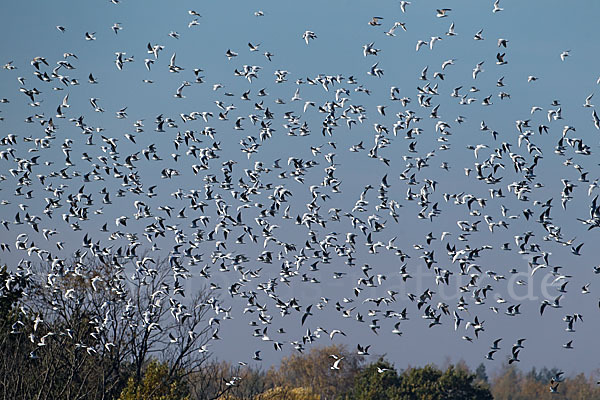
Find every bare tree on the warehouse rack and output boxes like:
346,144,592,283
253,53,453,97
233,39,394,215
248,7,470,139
187,360,268,400
0,254,216,400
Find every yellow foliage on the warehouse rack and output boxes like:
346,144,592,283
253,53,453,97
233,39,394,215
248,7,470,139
215,395,239,400
255,386,320,400
266,344,361,399
119,360,189,400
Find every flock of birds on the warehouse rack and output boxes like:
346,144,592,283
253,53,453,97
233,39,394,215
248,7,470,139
1,0,600,392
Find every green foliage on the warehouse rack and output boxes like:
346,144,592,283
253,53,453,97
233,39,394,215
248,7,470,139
352,358,402,400
527,367,562,383
397,364,492,400
119,359,189,400
351,360,493,400
436,365,493,400
474,363,488,383
398,364,441,399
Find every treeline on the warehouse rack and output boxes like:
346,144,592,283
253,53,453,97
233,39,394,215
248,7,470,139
1,261,599,399
211,345,600,400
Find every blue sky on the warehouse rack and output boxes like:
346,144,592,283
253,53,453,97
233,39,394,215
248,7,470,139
1,0,600,376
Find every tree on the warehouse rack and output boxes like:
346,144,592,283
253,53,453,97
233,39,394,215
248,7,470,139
491,363,600,400
560,372,600,400
436,365,493,400
267,344,363,400
352,358,402,400
0,255,216,400
397,364,441,399
0,263,36,399
190,360,267,400
0,264,29,321
255,386,320,400
490,364,522,400
395,364,492,400
119,359,189,400
474,363,488,384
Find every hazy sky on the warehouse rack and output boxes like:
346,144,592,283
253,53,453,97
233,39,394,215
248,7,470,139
1,0,600,376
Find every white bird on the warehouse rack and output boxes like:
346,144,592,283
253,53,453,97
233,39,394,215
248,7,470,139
436,8,451,18
357,344,370,355
174,81,191,98
144,58,154,71
416,40,428,51
111,22,123,34
472,61,484,79
473,144,488,158
490,338,502,350
430,36,442,50
446,23,457,36
368,62,384,78
442,58,456,71
329,329,346,339
453,311,463,330
225,49,238,60
593,110,600,129
302,30,317,44
330,355,344,370
492,0,503,13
